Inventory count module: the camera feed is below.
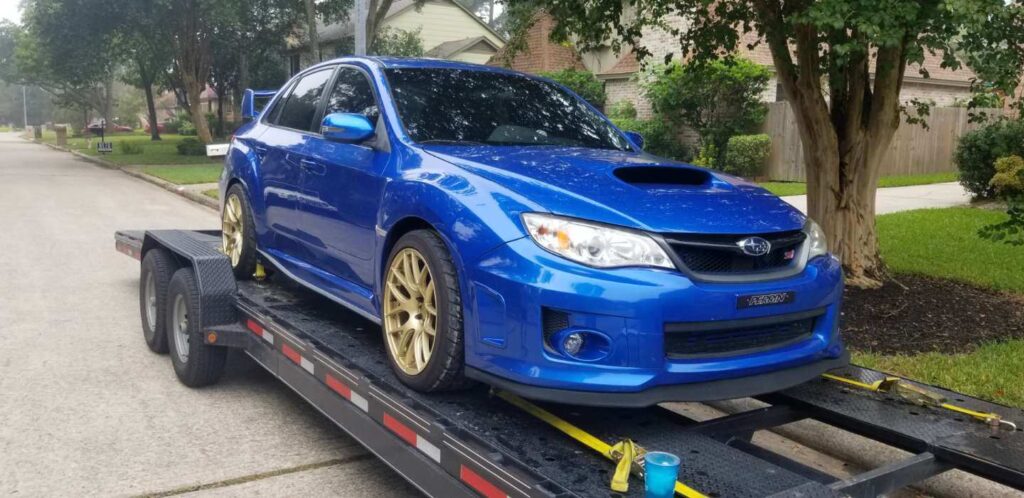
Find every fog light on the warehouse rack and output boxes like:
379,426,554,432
563,333,584,356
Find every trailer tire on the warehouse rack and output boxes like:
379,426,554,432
140,248,177,354
223,183,258,280
382,230,471,392
166,267,228,387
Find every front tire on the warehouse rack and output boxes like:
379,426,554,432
222,183,258,280
167,267,228,387
382,230,468,392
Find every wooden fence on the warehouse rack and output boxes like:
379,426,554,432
761,102,1001,182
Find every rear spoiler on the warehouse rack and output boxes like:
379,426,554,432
241,89,278,121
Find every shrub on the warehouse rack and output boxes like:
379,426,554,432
979,156,1024,246
990,155,1024,196
607,100,638,120
120,141,144,155
610,117,692,162
641,57,770,160
176,137,206,156
691,143,718,168
178,120,196,136
722,134,771,177
954,119,1024,197
539,68,606,109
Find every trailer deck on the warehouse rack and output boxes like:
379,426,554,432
116,229,1024,497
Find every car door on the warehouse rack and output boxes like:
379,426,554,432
298,65,388,291
255,66,336,253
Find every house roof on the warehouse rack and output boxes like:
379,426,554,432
425,36,500,59
314,0,505,45
598,49,640,78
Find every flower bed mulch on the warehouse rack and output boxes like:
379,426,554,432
840,274,1024,355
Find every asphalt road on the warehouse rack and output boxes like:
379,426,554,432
0,134,419,497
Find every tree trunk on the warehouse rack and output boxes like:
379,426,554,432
216,89,225,138
142,73,161,141
304,0,320,63
184,77,213,143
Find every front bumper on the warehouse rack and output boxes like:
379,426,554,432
464,237,846,404
467,350,849,407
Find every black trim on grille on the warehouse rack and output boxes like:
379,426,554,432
662,229,806,278
664,308,824,359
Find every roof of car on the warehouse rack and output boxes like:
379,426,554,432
306,56,527,77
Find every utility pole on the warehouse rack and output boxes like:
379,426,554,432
354,0,368,55
22,86,28,129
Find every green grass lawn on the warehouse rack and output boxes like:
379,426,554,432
203,188,219,199
759,171,958,197
878,207,1024,293
855,341,1024,408
142,165,223,185
39,131,216,165
858,206,1024,408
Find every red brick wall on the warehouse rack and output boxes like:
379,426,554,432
487,13,584,74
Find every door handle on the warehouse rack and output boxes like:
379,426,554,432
300,158,326,176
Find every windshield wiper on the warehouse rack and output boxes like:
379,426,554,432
417,139,486,146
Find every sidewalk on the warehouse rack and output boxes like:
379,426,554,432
780,182,972,215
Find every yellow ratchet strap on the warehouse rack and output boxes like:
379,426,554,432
495,390,707,497
821,373,1017,431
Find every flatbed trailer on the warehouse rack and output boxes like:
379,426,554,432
116,229,1024,498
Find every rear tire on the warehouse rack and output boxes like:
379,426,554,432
140,249,176,354
167,267,228,387
382,230,470,392
223,183,258,280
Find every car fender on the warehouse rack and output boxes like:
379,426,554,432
223,134,271,240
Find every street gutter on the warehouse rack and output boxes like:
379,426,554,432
35,139,219,210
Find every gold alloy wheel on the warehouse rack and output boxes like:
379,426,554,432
383,248,438,375
221,194,244,267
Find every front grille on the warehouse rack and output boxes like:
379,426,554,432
664,230,805,276
664,314,818,359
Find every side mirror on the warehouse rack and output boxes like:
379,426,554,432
321,112,375,143
624,131,645,150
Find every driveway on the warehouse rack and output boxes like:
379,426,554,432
780,182,972,215
0,134,417,496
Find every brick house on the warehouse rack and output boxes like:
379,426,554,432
491,12,982,121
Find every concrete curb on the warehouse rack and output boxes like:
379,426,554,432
706,398,1021,498
35,140,219,211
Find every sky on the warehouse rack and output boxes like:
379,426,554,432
0,0,20,24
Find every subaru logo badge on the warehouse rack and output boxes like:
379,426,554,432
738,237,771,257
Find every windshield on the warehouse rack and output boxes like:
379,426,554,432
384,68,630,150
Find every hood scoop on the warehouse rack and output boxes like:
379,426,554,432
613,166,712,188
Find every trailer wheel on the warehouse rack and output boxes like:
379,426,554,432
382,230,470,392
166,267,228,387
139,248,176,354
222,183,258,280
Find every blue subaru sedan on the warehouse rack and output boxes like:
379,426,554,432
220,57,847,406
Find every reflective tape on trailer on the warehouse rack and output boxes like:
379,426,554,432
240,312,533,498
245,318,274,345
325,372,369,412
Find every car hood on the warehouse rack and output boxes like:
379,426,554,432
422,145,805,234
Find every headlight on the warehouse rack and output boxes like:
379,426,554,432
805,219,828,259
521,213,674,269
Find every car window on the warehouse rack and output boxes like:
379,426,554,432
274,68,334,132
384,68,629,150
324,67,379,123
